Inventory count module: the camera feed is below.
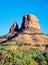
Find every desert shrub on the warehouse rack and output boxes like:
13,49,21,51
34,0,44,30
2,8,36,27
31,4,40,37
16,42,32,46
0,46,48,65
45,51,48,63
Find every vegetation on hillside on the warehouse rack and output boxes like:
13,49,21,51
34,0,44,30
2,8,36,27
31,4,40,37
0,44,48,65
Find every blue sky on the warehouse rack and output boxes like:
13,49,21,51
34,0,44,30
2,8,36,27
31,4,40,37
0,0,48,36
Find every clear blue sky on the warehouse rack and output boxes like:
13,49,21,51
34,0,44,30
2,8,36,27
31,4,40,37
0,0,48,36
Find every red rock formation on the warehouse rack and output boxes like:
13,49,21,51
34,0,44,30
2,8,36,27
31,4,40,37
13,14,48,45
9,21,18,33
21,14,41,31
0,14,48,50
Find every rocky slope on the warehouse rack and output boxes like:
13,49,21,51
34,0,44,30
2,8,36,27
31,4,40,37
0,14,48,50
11,14,48,45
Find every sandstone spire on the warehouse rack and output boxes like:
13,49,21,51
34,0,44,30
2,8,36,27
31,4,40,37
21,14,41,31
9,21,18,33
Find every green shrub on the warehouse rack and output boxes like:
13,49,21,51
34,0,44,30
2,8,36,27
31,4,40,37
0,46,48,65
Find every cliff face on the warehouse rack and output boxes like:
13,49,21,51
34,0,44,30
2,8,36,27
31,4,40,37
0,14,48,46
21,14,41,31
